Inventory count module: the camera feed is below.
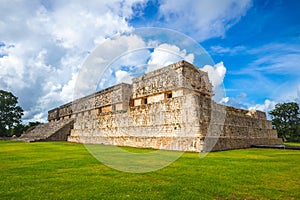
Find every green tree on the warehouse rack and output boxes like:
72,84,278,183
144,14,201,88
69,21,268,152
269,102,300,141
0,90,24,137
9,123,27,137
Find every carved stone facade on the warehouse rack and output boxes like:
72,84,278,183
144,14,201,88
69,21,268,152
48,60,282,151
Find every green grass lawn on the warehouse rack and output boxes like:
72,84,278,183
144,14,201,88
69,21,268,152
284,142,300,147
0,141,299,200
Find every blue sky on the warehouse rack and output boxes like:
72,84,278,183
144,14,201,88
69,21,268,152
129,0,300,109
204,0,300,107
0,0,299,122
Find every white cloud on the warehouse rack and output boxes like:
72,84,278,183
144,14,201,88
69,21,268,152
274,83,300,106
250,54,300,75
85,39,196,91
60,72,78,102
254,84,300,114
0,0,146,123
115,70,132,84
220,97,229,104
248,99,277,116
50,4,132,49
75,34,150,96
230,43,300,76
158,0,252,41
75,39,197,98
202,62,227,102
202,62,226,87
147,44,194,72
210,45,246,55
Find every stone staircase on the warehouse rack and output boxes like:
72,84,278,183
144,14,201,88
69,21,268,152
19,118,74,142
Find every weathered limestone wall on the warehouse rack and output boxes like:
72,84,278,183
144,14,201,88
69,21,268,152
48,60,282,152
68,93,207,152
203,105,282,151
68,93,281,152
45,121,74,141
68,61,216,151
48,83,132,121
132,61,213,100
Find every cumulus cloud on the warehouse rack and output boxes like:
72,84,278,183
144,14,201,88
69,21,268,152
202,62,226,87
248,84,300,116
147,44,194,72
115,70,132,84
220,97,229,104
0,0,145,122
94,41,195,90
248,99,277,117
202,62,226,102
77,34,150,95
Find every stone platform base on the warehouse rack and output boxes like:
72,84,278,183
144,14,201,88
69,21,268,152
68,135,203,152
203,137,283,151
68,135,283,152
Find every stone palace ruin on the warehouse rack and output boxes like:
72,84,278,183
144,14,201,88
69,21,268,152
20,60,282,151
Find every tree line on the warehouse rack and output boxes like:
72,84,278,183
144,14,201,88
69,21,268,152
0,90,42,137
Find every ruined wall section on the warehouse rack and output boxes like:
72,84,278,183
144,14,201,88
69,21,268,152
132,62,182,99
181,62,213,97
203,104,282,151
68,61,215,151
68,93,207,151
68,61,213,151
132,61,213,107
222,107,277,139
48,83,132,122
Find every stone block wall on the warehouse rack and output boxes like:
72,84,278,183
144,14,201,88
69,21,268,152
48,60,281,152
132,61,213,99
203,105,282,151
68,93,206,151
48,83,132,122
68,92,281,152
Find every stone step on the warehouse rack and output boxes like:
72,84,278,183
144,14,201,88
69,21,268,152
19,118,74,142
